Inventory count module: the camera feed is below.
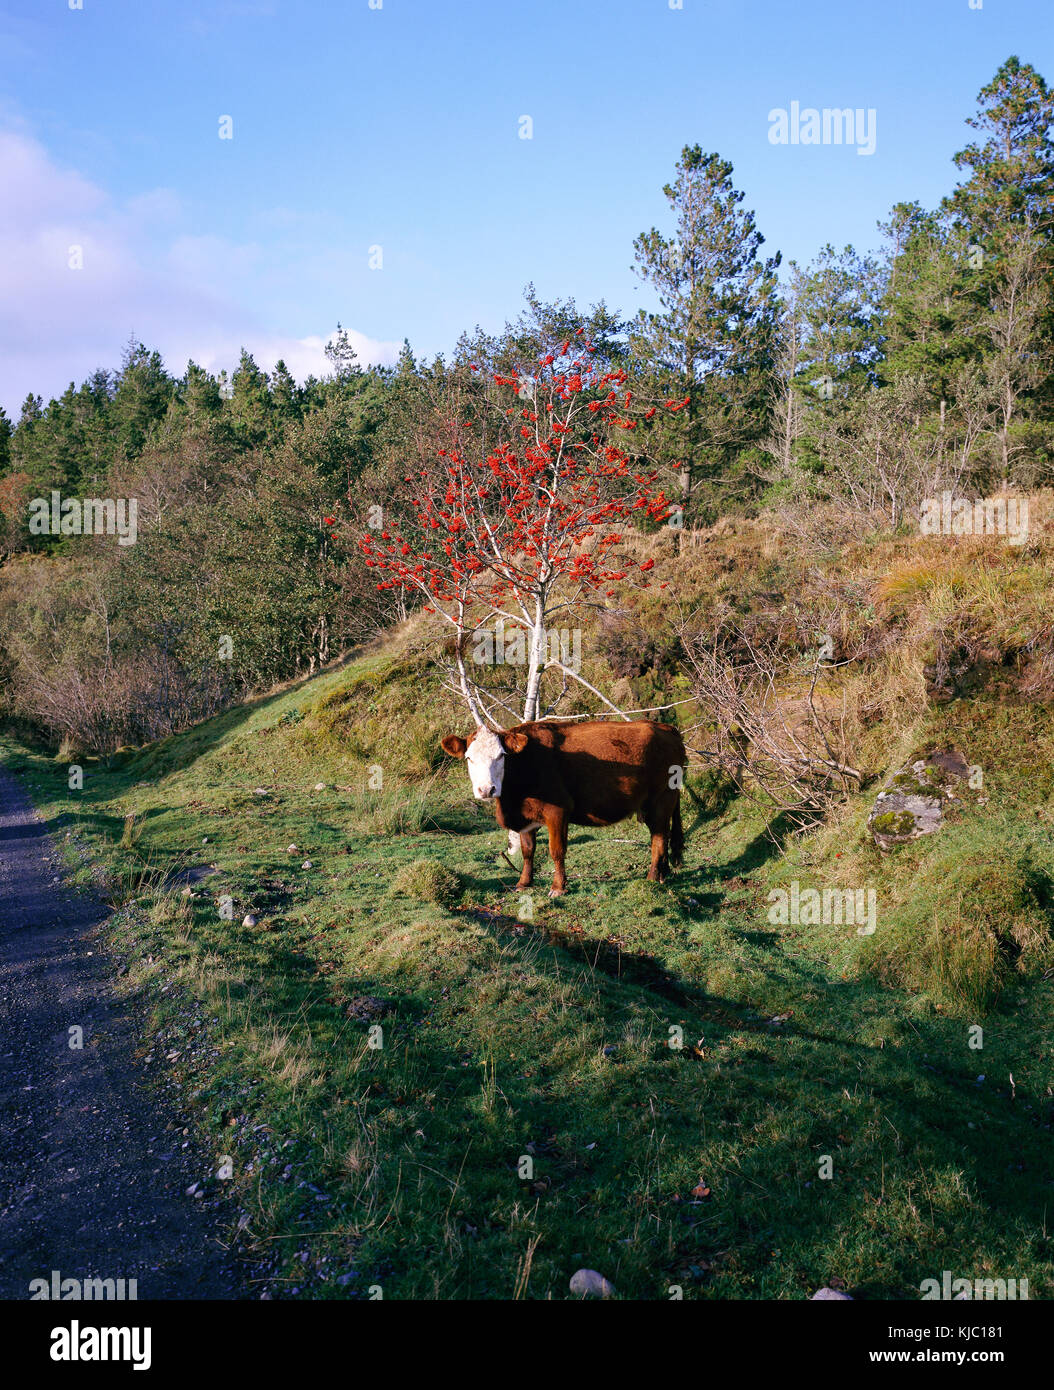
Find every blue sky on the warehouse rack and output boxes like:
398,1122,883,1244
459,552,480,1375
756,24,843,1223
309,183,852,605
0,0,1049,414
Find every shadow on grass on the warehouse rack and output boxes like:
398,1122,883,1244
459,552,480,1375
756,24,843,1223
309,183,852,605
441,890,1054,1295
685,810,798,880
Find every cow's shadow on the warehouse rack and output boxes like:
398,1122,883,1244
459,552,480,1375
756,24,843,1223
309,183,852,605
478,804,791,903
450,883,1051,1296
463,899,875,1051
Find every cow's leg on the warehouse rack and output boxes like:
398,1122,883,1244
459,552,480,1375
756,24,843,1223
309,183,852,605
516,827,536,889
644,805,670,882
545,808,569,896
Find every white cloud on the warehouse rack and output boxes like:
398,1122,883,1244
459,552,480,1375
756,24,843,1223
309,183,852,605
0,129,401,415
189,332,365,383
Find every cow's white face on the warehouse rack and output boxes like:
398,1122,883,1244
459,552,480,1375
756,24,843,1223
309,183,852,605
441,726,529,800
465,726,506,800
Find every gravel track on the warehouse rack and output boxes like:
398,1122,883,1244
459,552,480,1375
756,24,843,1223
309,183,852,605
0,765,243,1299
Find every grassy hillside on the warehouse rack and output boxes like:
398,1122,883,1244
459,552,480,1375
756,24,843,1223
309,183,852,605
4,511,1054,1300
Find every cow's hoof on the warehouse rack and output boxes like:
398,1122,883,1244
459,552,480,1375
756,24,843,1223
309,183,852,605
548,887,565,898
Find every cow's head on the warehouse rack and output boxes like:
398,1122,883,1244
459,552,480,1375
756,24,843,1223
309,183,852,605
440,726,528,801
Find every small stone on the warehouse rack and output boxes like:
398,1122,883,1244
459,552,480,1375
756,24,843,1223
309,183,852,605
569,1268,615,1299
314,782,326,791
811,1287,852,1300
346,995,390,1022
287,844,298,853
302,860,313,870
242,914,258,928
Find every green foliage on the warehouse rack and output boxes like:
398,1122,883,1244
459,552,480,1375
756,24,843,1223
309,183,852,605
110,339,174,460
389,858,463,908
630,144,782,519
945,55,1054,239
687,765,739,818
0,405,11,473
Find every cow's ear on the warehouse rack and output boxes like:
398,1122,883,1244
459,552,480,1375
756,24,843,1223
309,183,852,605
502,731,528,754
441,734,468,758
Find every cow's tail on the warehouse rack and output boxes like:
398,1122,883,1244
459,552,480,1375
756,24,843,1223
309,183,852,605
669,795,684,868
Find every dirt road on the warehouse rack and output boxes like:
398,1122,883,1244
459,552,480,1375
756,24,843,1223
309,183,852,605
0,765,242,1299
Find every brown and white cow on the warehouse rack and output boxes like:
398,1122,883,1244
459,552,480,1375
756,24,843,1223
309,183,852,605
440,719,686,895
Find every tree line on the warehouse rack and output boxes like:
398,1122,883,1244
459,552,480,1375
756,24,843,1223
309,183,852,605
0,57,1050,752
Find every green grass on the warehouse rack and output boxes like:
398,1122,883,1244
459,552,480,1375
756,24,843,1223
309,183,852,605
3,652,1054,1301
389,858,464,909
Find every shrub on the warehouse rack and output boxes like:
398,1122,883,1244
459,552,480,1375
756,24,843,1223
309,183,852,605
389,859,463,908
860,820,1054,1015
687,765,739,818
596,610,682,681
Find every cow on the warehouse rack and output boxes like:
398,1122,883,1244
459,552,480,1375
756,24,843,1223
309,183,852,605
440,719,686,895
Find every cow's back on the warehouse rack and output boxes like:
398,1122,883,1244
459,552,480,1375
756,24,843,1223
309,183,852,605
502,719,684,827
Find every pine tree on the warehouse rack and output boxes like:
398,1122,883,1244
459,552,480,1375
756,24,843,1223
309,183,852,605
793,243,881,433
325,323,361,382
944,57,1054,479
946,55,1054,240
227,349,272,449
631,146,780,517
270,359,301,422
111,339,174,459
0,405,11,476
10,394,48,492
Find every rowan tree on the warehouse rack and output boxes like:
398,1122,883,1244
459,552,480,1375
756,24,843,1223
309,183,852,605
360,335,678,726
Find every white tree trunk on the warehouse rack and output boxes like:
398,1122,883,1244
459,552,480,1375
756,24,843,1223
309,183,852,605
522,594,547,723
